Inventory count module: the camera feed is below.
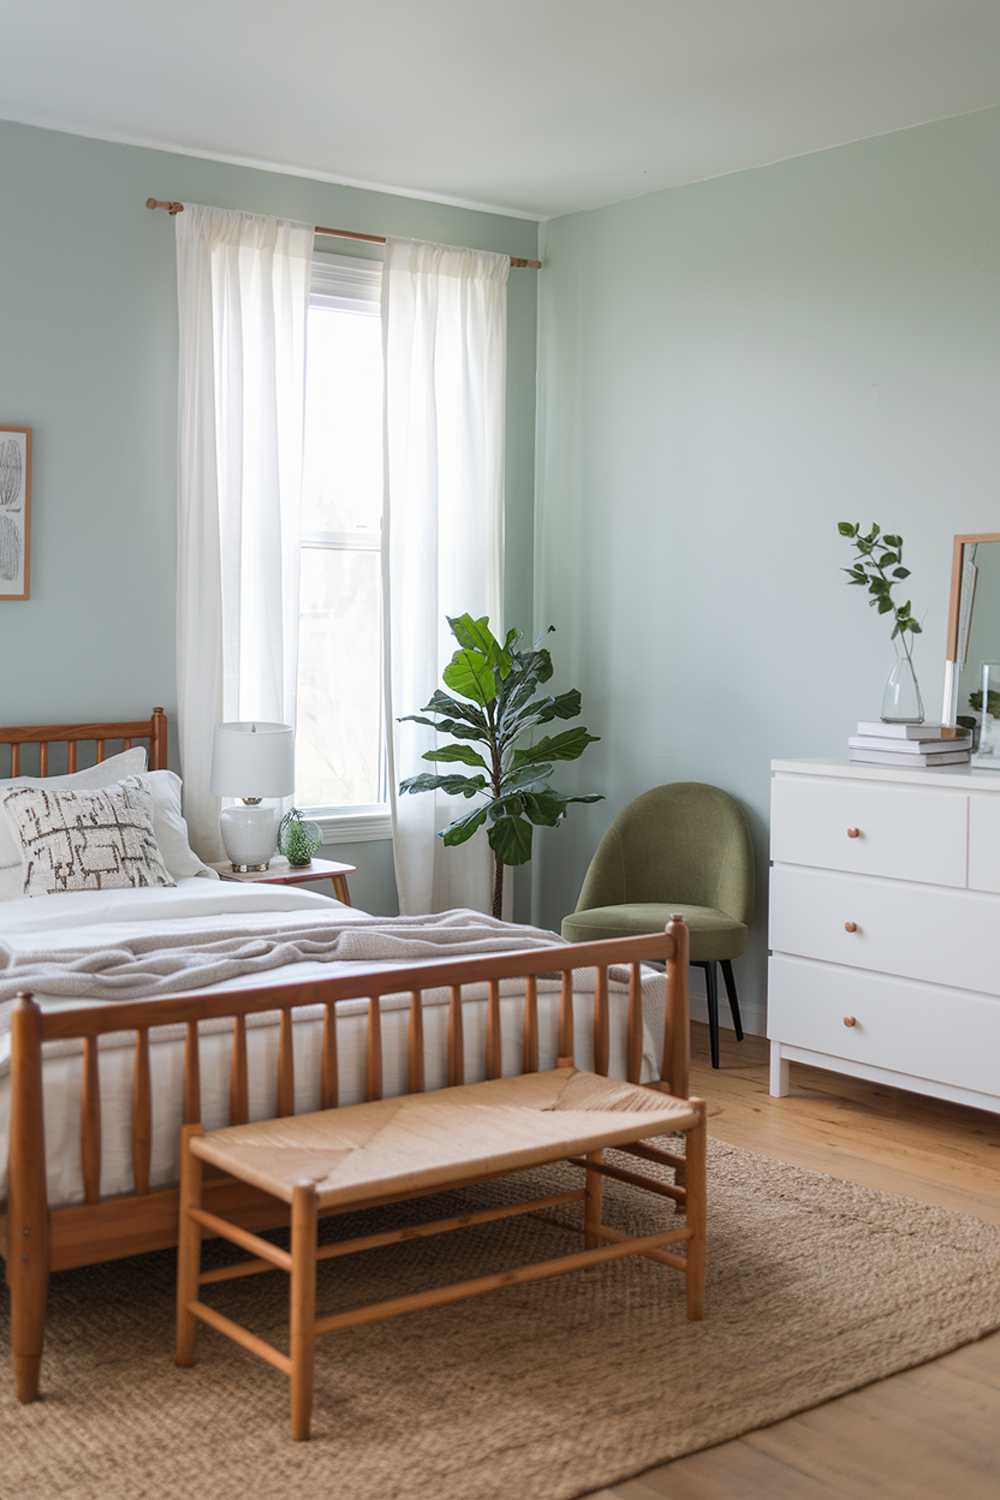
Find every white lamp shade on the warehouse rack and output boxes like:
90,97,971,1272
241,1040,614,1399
210,721,295,799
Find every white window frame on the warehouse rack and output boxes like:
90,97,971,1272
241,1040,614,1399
299,251,390,844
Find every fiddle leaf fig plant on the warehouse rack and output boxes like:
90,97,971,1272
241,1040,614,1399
399,613,603,917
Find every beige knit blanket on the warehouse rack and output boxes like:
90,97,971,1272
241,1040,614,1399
0,908,615,1004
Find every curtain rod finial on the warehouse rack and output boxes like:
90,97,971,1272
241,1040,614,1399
147,197,184,215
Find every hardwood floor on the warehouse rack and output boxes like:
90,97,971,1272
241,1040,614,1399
593,1023,1000,1499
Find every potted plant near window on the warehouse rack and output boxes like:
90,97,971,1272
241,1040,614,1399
399,614,602,917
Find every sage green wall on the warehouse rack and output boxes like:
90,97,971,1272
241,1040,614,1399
534,106,1000,1031
0,121,537,916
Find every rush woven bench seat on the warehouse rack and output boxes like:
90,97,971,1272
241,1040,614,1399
189,1068,703,1207
176,1067,708,1439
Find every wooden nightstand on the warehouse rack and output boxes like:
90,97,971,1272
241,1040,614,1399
211,856,355,905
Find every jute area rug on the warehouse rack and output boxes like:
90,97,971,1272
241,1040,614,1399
3,1140,1000,1500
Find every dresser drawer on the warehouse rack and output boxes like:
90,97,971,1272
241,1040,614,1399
770,864,1000,997
968,793,1000,893
768,954,1000,1098
771,774,967,887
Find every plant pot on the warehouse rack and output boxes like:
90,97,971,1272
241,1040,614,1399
277,810,322,867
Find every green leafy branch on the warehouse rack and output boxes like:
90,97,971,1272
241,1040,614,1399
398,613,602,917
836,521,922,661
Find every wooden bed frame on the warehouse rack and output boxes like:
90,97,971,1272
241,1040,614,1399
0,711,690,1407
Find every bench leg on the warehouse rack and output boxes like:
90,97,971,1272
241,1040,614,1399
175,1124,204,1367
584,1149,604,1249
290,1183,318,1441
672,1152,687,1215
685,1101,707,1321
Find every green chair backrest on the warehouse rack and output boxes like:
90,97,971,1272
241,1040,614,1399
574,782,755,926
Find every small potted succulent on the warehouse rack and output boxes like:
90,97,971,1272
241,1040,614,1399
278,809,322,868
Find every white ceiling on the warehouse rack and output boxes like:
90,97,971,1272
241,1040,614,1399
3,1,1000,219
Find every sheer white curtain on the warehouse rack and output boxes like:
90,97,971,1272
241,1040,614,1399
382,238,509,914
174,204,312,857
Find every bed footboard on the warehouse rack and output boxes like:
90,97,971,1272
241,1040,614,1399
3,916,689,1405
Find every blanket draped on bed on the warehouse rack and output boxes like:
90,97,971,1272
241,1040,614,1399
0,910,631,1004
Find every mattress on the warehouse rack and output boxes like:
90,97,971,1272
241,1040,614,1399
0,880,667,1208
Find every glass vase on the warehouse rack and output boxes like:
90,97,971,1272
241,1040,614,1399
881,635,924,725
972,661,1000,769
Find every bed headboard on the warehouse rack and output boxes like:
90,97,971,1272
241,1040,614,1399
0,707,167,778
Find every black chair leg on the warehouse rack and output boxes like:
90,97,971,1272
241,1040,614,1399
703,961,721,1070
720,959,744,1042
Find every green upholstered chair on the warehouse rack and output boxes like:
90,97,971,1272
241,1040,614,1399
561,783,755,1069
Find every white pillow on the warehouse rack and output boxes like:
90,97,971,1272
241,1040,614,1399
0,777,175,898
136,770,218,883
0,747,148,880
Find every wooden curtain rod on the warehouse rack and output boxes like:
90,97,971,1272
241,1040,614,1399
145,198,542,269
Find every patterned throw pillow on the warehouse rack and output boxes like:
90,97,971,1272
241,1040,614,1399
0,745,149,896
0,776,176,897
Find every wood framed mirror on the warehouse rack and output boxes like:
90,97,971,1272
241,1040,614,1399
944,533,1000,727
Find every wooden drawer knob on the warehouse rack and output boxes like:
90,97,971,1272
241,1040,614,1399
843,920,858,933
843,1015,858,1028
846,826,861,839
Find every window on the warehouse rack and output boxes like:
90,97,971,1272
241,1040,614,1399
296,253,386,829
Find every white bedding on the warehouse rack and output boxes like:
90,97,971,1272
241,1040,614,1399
0,881,667,1208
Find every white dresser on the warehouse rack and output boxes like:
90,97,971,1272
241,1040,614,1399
768,758,1000,1115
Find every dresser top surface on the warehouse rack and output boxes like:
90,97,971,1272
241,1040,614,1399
772,757,1000,792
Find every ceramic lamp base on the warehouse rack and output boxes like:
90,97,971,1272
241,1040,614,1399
219,804,277,872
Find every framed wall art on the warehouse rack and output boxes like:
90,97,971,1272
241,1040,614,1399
0,426,31,601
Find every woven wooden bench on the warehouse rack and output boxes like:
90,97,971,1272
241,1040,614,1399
176,1067,707,1440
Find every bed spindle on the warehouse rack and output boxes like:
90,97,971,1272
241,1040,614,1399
132,1030,152,1195
407,991,425,1094
183,1021,201,1124
38,742,48,776
558,971,574,1064
277,1011,295,1116
522,975,539,1073
367,996,383,1101
485,979,502,1079
593,965,610,1076
10,744,20,776
447,986,464,1086
80,1037,102,1204
320,1003,338,1109
67,742,77,772
95,739,105,763
663,913,690,1097
627,963,643,1084
230,1016,249,1125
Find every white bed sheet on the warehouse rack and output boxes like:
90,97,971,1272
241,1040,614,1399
0,881,667,1208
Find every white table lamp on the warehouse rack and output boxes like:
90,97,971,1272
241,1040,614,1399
211,721,295,872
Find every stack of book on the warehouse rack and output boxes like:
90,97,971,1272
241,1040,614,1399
848,721,972,767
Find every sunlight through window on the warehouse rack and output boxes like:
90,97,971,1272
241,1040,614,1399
296,254,385,812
